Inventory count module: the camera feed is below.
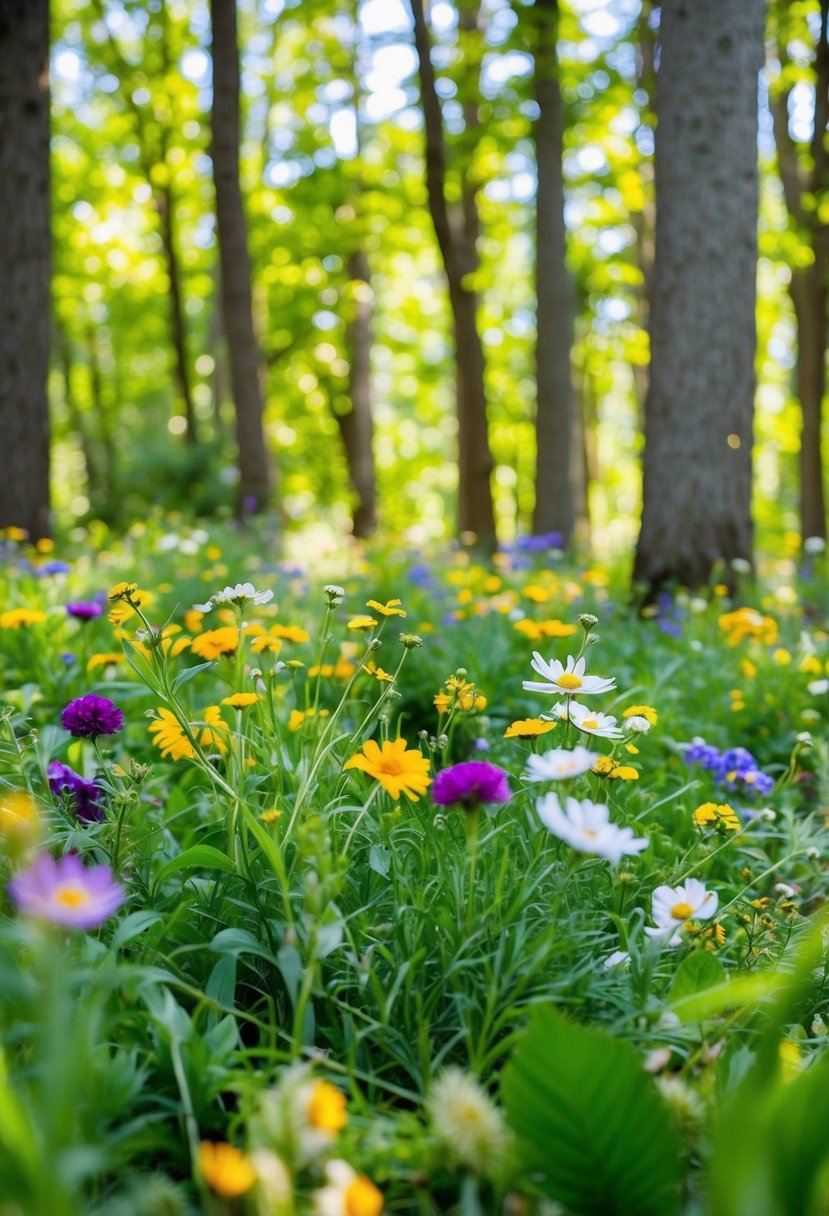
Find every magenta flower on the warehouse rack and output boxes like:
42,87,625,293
66,600,104,622
60,694,123,739
432,761,512,809
47,761,107,823
9,853,125,929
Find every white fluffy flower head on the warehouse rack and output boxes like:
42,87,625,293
428,1067,510,1177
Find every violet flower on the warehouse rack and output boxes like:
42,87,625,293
61,694,123,739
47,761,107,823
433,761,512,810
9,853,125,929
66,600,104,622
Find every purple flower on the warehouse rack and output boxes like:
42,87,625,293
47,761,107,823
433,761,512,809
9,853,125,929
66,600,104,622
60,695,123,739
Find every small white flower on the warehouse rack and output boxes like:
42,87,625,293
566,700,623,740
523,653,616,698
624,715,651,735
194,582,273,613
644,879,718,947
323,584,345,605
689,597,708,614
603,950,631,969
804,536,826,555
807,679,829,696
525,745,599,781
690,639,704,652
536,792,648,864
313,1160,382,1216
730,557,752,574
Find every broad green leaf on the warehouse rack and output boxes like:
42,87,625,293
155,844,236,886
669,950,726,1016
501,1007,683,1216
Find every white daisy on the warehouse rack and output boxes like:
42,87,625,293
523,653,616,698
194,582,274,613
536,792,648,864
644,879,718,947
313,1160,383,1216
566,701,624,740
525,746,599,781
624,715,652,734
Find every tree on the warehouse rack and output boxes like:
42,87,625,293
768,0,829,544
531,0,575,547
410,0,497,550
211,0,274,517
633,0,764,596
0,0,51,539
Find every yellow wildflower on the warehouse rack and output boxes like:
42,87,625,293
347,615,378,631
344,738,432,801
260,809,282,824
0,608,47,628
222,692,260,709
307,1079,348,1133
366,598,407,617
149,709,197,761
199,706,228,754
191,627,239,660
608,765,639,781
87,652,124,673
622,705,658,725
198,1142,256,1199
504,718,556,739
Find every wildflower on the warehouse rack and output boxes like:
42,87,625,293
314,1160,383,1216
432,762,511,809
623,705,658,726
61,694,123,739
523,653,616,698
199,706,228,755
514,618,577,640
608,765,639,781
719,606,777,646
0,791,39,852
288,708,329,731
808,678,829,696
306,1079,348,1134
566,701,624,740
198,1142,257,1199
434,692,452,715
536,792,648,863
399,633,423,648
366,664,394,683
592,756,615,776
804,536,826,555
0,608,47,628
645,879,718,947
504,718,556,739
194,583,274,613
693,801,740,832
261,809,282,824
458,688,487,711
47,761,106,823
366,598,406,617
190,626,239,660
269,624,311,643
323,584,346,605
87,652,125,673
428,1068,509,1176
344,738,432,801
222,692,260,709
525,746,599,782
347,615,378,631
9,853,125,929
624,715,652,734
108,581,142,603
148,708,197,761
66,600,104,621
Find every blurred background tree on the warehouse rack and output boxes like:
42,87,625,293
0,0,822,578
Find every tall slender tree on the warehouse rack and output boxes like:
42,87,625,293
0,0,51,538
531,0,575,547
211,0,274,517
633,0,764,596
768,0,829,545
410,0,497,550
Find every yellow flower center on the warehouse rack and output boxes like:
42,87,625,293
582,718,599,729
671,901,694,920
307,1080,348,1133
378,756,403,776
557,673,583,690
344,1176,384,1216
53,884,90,909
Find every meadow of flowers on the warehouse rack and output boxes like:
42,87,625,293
1,520,828,1216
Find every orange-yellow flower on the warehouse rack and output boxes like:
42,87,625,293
198,1142,256,1198
191,626,239,660
148,708,197,761
344,738,432,801
222,692,260,709
307,1079,348,1133
1,608,47,628
367,598,407,617
347,615,378,631
504,718,557,739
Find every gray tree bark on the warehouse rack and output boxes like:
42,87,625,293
410,0,496,550
770,0,829,544
0,0,51,539
633,0,763,596
211,0,274,517
532,0,575,547
339,250,377,538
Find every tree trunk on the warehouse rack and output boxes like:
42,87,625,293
633,0,763,596
339,250,377,538
532,0,575,547
210,0,274,518
791,269,828,541
410,0,496,550
157,182,198,444
0,0,50,539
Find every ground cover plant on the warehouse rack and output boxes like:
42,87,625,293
1,520,829,1216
